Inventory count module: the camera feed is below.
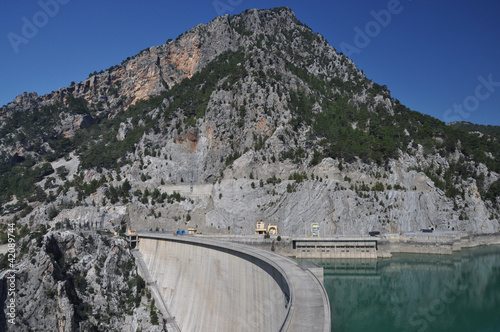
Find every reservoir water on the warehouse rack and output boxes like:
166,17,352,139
302,245,500,332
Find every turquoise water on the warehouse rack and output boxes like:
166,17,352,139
302,245,500,332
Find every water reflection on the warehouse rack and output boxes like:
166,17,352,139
302,245,500,332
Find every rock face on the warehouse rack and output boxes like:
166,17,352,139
0,7,499,237
0,231,162,332
0,13,239,118
122,154,498,236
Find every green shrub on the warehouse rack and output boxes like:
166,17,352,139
45,289,57,299
48,206,59,220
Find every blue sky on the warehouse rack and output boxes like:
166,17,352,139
1,0,499,125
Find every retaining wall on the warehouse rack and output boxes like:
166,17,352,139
137,234,328,332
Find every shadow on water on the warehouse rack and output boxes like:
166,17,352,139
300,245,500,332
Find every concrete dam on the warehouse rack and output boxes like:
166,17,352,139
136,233,330,332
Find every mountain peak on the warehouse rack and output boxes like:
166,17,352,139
1,7,315,117
0,7,498,238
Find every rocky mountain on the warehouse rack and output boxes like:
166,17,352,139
0,6,498,245
0,230,162,331
448,121,500,141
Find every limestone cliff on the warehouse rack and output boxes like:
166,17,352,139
0,231,162,331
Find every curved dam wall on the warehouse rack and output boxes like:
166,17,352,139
138,236,292,332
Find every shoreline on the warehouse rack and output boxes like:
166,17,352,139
377,232,500,257
191,231,500,259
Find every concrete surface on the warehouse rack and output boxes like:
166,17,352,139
137,232,330,332
132,250,180,332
